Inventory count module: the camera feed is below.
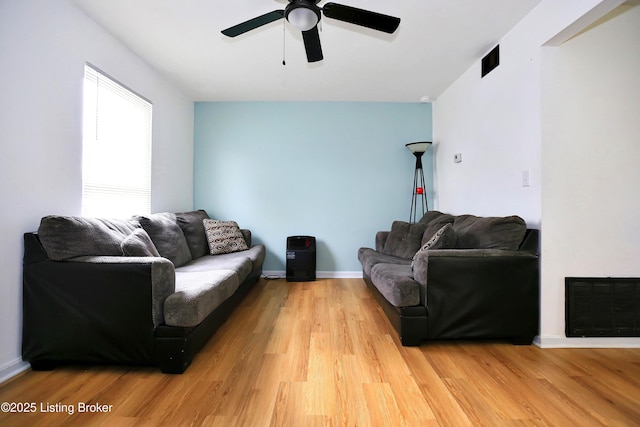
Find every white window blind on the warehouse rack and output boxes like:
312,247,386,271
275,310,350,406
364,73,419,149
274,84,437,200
82,64,152,218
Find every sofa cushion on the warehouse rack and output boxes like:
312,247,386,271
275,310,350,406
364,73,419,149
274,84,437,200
177,251,253,283
38,215,138,260
419,211,456,246
164,270,240,327
382,221,427,259
176,210,210,259
203,219,249,255
358,247,411,277
370,263,420,307
453,215,526,250
240,244,267,271
121,228,160,257
134,212,193,267
418,210,450,225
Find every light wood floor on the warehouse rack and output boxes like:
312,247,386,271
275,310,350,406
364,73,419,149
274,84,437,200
2,278,640,426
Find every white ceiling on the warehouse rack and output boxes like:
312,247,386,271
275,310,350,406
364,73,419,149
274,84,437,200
72,0,542,102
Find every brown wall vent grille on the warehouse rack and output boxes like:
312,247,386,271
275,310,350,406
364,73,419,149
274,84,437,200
566,277,640,337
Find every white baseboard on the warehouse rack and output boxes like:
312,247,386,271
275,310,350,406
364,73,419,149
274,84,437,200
0,358,30,385
317,271,362,279
262,271,363,280
537,335,640,348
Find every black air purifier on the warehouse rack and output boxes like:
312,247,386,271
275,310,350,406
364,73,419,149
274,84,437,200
286,236,316,282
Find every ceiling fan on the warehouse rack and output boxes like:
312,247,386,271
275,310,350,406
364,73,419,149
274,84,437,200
221,1,401,63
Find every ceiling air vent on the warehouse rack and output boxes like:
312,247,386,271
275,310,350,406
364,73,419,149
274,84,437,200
481,45,499,78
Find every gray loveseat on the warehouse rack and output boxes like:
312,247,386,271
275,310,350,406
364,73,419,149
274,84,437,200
22,209,265,373
358,211,539,346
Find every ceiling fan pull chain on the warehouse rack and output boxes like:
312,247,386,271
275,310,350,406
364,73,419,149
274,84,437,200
282,17,286,66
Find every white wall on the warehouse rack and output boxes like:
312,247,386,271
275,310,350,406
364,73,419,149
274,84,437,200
433,0,639,347
433,0,613,226
0,0,194,382
541,4,640,346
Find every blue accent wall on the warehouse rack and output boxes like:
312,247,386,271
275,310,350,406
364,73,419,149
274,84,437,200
194,102,432,272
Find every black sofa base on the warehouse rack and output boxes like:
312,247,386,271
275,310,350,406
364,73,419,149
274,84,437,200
155,272,260,373
363,273,427,346
27,274,260,375
363,271,537,347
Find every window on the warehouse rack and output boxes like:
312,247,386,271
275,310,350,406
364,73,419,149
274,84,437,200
82,64,152,218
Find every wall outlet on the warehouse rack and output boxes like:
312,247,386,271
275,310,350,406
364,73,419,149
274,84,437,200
522,170,530,187
453,153,462,163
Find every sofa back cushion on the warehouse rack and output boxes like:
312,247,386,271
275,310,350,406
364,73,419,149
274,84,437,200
133,212,192,267
419,211,455,246
176,210,210,259
382,221,427,259
453,214,526,250
38,215,138,260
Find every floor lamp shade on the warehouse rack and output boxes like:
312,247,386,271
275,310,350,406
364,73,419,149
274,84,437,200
406,142,432,223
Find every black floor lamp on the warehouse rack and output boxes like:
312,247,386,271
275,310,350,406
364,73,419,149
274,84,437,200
406,142,432,223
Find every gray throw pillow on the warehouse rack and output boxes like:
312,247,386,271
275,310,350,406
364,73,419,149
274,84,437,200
38,215,138,260
382,221,427,259
421,223,456,250
176,210,210,259
411,223,457,269
121,228,160,257
133,212,193,267
203,219,249,255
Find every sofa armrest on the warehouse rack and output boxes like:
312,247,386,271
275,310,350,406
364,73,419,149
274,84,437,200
73,255,175,328
412,249,533,286
519,229,540,255
241,229,252,247
412,249,539,339
23,254,175,366
375,231,390,252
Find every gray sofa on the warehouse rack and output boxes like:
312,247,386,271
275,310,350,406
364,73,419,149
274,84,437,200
22,209,265,373
358,211,539,346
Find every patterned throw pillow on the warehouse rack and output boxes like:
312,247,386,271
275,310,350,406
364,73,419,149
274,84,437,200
203,219,249,255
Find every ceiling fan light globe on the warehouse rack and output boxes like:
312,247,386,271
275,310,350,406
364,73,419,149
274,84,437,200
286,7,319,31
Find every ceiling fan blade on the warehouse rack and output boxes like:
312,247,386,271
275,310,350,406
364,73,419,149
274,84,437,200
221,10,284,37
302,26,323,63
322,3,400,34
